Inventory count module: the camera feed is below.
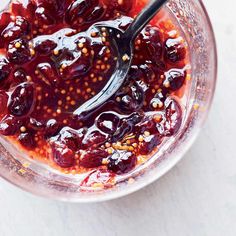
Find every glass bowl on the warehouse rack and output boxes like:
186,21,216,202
0,0,217,202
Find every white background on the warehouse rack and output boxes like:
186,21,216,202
0,0,235,235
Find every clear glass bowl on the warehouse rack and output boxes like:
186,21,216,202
0,0,217,202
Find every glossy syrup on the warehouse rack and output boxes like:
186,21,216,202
0,0,190,188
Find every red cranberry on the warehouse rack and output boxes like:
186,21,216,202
1,16,29,43
102,0,133,13
165,37,186,63
8,83,35,117
108,150,137,174
59,48,93,78
7,39,32,64
139,134,161,155
13,69,27,84
80,149,108,168
51,142,75,168
86,5,105,23
65,0,99,26
164,98,182,136
34,39,57,54
82,130,106,148
135,117,158,134
56,127,85,150
0,115,22,136
96,112,120,134
18,132,36,149
116,81,144,112
0,57,12,83
35,7,55,25
164,69,186,91
29,118,44,131
37,62,58,85
81,169,115,187
44,119,60,138
137,26,163,62
112,113,142,142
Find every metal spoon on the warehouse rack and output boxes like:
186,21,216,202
74,0,168,117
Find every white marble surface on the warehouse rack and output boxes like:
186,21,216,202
0,0,235,235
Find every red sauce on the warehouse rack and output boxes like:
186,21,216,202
0,0,189,187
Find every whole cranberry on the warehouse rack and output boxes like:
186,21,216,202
34,39,57,54
35,7,55,25
7,39,31,65
12,69,27,85
164,98,182,136
44,119,60,138
108,150,137,174
80,149,108,168
164,69,186,91
82,130,106,148
56,127,85,150
8,83,35,117
1,16,29,43
0,115,23,136
102,0,133,13
96,112,120,134
51,142,75,168
18,132,36,149
65,0,99,26
0,57,11,84
37,62,58,85
165,37,186,63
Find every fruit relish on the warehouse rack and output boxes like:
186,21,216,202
0,0,190,188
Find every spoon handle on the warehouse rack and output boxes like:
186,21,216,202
124,0,168,41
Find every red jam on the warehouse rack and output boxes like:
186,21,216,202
0,0,189,187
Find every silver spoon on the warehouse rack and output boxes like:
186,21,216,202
74,0,168,117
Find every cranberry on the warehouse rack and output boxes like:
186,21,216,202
34,39,57,54
29,118,44,131
13,69,27,84
108,151,137,174
82,130,106,148
165,37,186,63
0,91,8,114
164,98,182,136
0,115,22,136
80,149,108,168
86,5,105,23
112,113,142,142
102,0,133,13
35,7,55,25
65,0,99,26
116,81,144,112
96,112,120,134
137,26,163,62
1,16,29,43
18,132,36,149
44,119,60,138
37,63,58,85
81,169,115,187
0,57,11,83
164,69,186,91
56,127,85,150
51,142,75,168
7,39,31,64
8,83,35,117
139,134,161,155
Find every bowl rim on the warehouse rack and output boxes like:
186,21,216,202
0,0,218,203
